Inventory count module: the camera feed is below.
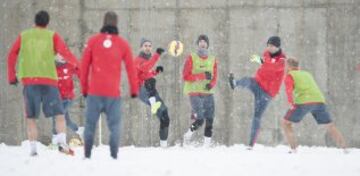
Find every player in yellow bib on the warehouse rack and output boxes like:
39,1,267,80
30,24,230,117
282,57,347,153
7,11,79,156
182,34,218,147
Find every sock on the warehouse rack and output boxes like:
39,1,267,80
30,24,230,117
203,137,212,147
160,140,168,147
30,141,37,154
204,137,211,143
56,133,67,145
52,135,57,144
149,97,156,105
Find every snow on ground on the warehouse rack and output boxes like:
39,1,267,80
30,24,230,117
1,142,360,176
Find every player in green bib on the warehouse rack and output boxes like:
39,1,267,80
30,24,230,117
7,11,79,156
182,34,218,147
282,57,347,153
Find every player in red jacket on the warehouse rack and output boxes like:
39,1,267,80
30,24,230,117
80,12,138,159
50,55,84,146
134,38,170,147
229,36,286,149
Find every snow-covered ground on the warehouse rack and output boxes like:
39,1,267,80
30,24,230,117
1,142,359,176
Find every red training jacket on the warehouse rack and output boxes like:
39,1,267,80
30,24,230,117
134,53,160,86
56,63,80,100
254,50,286,97
81,33,138,97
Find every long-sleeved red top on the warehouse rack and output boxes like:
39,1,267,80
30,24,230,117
182,54,218,96
80,33,138,98
254,50,286,97
56,63,80,100
134,53,160,86
284,74,295,106
7,27,79,87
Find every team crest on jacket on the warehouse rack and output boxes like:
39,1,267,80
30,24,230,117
103,36,112,48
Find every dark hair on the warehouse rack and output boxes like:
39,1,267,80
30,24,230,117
100,25,118,35
35,10,50,27
103,11,118,27
197,34,209,46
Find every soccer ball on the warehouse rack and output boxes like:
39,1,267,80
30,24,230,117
69,137,83,147
167,40,184,57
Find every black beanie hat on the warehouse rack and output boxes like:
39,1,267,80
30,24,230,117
197,34,209,48
267,36,281,48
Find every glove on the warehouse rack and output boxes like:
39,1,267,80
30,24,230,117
83,93,87,98
205,83,212,90
156,48,165,55
205,72,212,80
10,78,18,86
156,66,164,73
131,94,138,99
250,54,263,64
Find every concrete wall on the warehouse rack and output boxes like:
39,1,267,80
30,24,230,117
1,0,360,147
